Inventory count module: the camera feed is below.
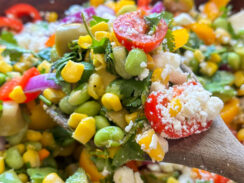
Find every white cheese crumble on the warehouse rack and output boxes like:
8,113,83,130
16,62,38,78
125,121,134,132
174,13,195,26
138,68,149,81
140,61,147,68
113,166,143,183
229,10,244,33
149,134,158,149
153,51,181,69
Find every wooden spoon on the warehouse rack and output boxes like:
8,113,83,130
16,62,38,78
43,64,244,182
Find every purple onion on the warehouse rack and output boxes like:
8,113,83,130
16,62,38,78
61,7,96,24
219,64,232,72
151,2,165,13
24,73,60,93
96,5,115,17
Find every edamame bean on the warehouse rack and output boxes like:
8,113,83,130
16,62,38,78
227,52,240,70
59,96,76,114
68,83,90,106
125,49,147,76
0,73,6,86
5,147,24,169
117,5,137,16
25,142,42,151
213,17,228,30
189,59,199,74
94,126,124,148
95,115,110,130
234,47,244,69
75,101,101,116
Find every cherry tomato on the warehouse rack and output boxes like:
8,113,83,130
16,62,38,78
0,17,23,32
144,82,212,139
138,0,151,10
113,10,168,53
5,3,41,22
0,78,21,101
19,67,40,88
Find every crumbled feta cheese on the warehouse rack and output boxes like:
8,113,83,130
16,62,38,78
125,121,134,132
153,51,181,69
149,134,158,149
138,68,149,81
150,81,166,92
140,62,147,68
174,13,195,26
206,96,224,121
101,167,110,176
229,10,244,33
113,167,143,183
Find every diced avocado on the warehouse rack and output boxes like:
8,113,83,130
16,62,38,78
66,168,89,183
0,170,22,183
27,167,57,183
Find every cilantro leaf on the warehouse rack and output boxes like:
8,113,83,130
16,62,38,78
92,38,109,54
50,126,74,146
162,29,175,52
37,47,52,61
90,16,109,27
220,5,232,19
0,31,17,45
104,41,116,74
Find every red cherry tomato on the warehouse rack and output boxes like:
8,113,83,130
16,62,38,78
19,67,40,88
144,83,212,139
0,16,23,32
0,78,21,101
5,3,41,22
113,10,168,53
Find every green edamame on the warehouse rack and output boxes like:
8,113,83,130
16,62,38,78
213,17,228,30
94,126,124,148
117,5,137,16
59,96,76,114
68,83,90,106
0,73,6,86
75,101,101,116
227,52,240,70
189,59,199,74
25,142,42,151
95,115,110,130
5,147,24,169
125,49,147,76
234,47,244,69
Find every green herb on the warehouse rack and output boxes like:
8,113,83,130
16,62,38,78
39,95,52,106
227,22,240,39
0,31,17,44
90,16,109,27
186,32,203,49
196,180,213,183
220,5,232,19
50,126,74,146
112,135,146,168
66,168,90,183
104,41,116,74
211,71,235,86
37,47,52,61
27,168,57,183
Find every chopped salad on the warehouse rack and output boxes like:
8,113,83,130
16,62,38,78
0,0,243,182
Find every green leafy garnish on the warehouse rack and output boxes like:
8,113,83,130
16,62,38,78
0,31,17,44
50,126,74,146
220,5,232,19
37,47,52,61
162,29,175,52
27,168,57,183
186,32,203,49
90,16,109,27
105,41,116,74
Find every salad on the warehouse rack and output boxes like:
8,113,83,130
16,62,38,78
0,0,242,182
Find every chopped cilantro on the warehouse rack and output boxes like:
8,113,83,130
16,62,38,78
105,41,116,74
162,29,175,52
220,5,232,19
0,31,17,44
50,126,74,146
90,16,109,27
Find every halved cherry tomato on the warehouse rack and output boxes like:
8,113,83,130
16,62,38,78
5,3,41,22
0,16,23,32
138,0,151,10
144,82,212,138
0,67,40,102
113,10,168,53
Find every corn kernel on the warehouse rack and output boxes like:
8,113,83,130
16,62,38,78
102,93,122,112
0,60,13,73
41,131,56,148
26,130,42,142
9,86,26,103
136,129,165,161
237,128,244,142
169,98,182,117
215,28,231,44
167,177,179,183
146,54,155,70
125,112,138,124
78,35,92,49
37,61,51,73
91,22,109,35
18,173,28,183
15,144,25,154
210,53,221,63
14,62,30,73
95,31,111,41
115,0,135,13
0,157,5,174
61,60,84,83
111,31,121,46
72,117,96,144
234,71,244,87
46,12,58,22
43,173,64,183
194,50,205,62
43,88,65,104
93,54,106,71
23,149,40,168
88,73,105,99
199,61,218,77
90,0,104,7
68,113,88,129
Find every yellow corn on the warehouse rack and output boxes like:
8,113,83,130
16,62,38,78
102,93,122,112
78,35,92,49
151,68,169,85
41,131,56,148
238,85,244,96
221,98,240,125
61,60,84,83
23,149,40,168
9,86,26,103
0,60,13,73
169,98,182,117
37,61,51,73
111,31,121,46
237,128,244,142
167,177,179,183
199,61,218,77
115,0,135,13
72,117,96,144
14,62,30,73
95,31,111,41
146,54,155,70
125,112,138,124
210,53,221,63
18,173,28,183
79,149,104,181
26,130,42,142
68,113,88,129
0,157,5,174
88,73,105,99
46,12,58,22
90,0,104,7
93,53,106,71
136,129,165,161
43,173,64,183
234,71,244,87
194,50,205,62
215,28,231,44
198,18,211,25
91,22,109,35
15,144,25,154
108,147,120,158
43,88,66,104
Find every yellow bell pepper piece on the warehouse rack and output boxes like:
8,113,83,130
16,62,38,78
221,98,240,125
172,28,189,50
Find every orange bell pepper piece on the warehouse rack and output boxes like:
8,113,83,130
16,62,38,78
221,98,240,125
38,148,50,161
45,34,55,47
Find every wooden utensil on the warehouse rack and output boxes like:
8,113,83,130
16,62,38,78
44,64,244,182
